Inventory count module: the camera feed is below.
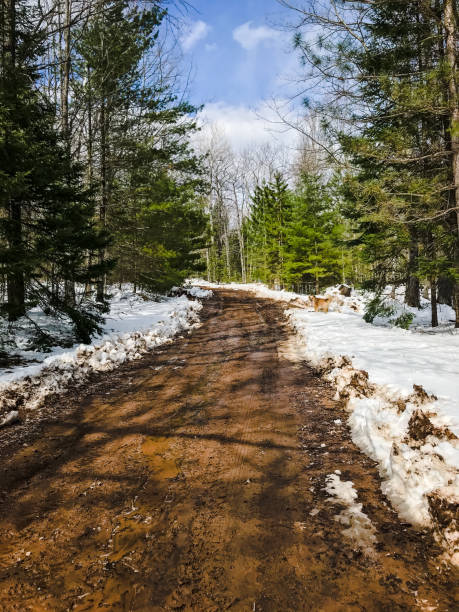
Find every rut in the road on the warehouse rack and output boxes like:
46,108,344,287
0,290,457,611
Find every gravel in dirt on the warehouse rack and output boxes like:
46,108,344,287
0,290,457,611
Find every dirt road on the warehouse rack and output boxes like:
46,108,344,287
0,290,457,611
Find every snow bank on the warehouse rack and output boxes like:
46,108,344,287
287,308,459,553
194,280,364,315
0,287,210,421
194,280,456,328
194,280,303,303
193,280,458,564
372,285,456,330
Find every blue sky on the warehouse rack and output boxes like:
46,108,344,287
177,0,297,107
171,0,304,152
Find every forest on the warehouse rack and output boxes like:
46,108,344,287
0,0,208,347
1,0,458,352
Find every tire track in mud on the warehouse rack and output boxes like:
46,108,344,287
0,289,457,611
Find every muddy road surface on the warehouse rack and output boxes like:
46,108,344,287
0,290,457,611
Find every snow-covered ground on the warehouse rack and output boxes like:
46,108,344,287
193,280,459,564
0,285,212,424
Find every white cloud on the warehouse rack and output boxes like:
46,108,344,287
180,20,211,53
233,21,281,51
205,43,217,52
195,101,299,154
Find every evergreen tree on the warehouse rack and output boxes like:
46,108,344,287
337,1,455,325
75,0,165,300
75,0,207,295
285,174,345,293
246,173,291,286
281,0,459,324
112,168,207,292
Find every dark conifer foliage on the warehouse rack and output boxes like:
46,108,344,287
246,174,292,287
0,0,110,342
285,174,345,294
277,0,459,326
0,0,207,347
337,0,456,326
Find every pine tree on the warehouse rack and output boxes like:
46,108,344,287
74,0,165,299
281,0,459,324
112,167,207,292
337,1,456,325
75,0,206,295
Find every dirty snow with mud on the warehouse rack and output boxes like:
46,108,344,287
325,472,377,554
0,286,211,422
193,280,459,564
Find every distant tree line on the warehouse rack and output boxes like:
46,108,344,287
201,131,363,296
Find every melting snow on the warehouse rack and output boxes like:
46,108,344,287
325,473,377,554
0,286,211,418
185,286,213,299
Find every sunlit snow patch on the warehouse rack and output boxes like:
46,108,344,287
185,286,213,299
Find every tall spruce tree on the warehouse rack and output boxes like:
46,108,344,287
338,1,456,326
246,173,291,287
112,166,207,292
280,0,459,325
285,174,344,294
75,0,207,295
75,0,165,300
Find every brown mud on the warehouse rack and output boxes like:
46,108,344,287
0,290,457,611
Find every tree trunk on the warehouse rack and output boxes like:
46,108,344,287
96,98,107,303
224,231,231,280
208,209,215,282
206,248,211,282
61,0,76,305
405,275,420,308
238,231,246,284
437,276,453,305
444,0,459,327
84,66,94,298
405,233,420,307
430,278,439,327
87,66,93,187
231,185,247,283
7,201,25,320
3,0,25,320
61,0,71,148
